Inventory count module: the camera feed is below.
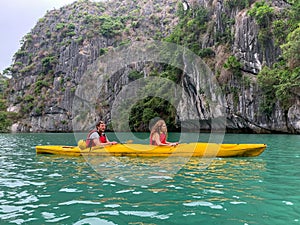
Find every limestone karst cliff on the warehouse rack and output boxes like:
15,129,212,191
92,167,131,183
4,0,300,133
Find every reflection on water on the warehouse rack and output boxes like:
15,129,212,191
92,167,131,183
86,156,191,186
84,155,266,188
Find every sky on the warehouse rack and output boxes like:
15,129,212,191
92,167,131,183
0,0,88,73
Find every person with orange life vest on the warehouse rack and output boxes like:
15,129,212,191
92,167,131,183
149,119,178,146
86,120,118,147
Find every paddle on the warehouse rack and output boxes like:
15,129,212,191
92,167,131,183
123,140,133,144
77,139,134,151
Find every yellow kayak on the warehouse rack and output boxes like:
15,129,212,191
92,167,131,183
36,143,266,157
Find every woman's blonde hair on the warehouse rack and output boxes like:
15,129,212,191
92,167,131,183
150,119,167,136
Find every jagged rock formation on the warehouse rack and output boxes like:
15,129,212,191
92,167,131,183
5,0,300,133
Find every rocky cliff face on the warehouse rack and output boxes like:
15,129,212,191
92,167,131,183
6,0,300,133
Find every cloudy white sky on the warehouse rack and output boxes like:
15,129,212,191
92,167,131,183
0,0,102,73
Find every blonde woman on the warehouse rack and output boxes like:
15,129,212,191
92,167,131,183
149,119,178,146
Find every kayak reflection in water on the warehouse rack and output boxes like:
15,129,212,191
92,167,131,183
149,119,178,146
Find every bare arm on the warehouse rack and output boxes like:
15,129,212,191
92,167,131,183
152,133,178,146
93,137,117,146
106,137,118,145
152,133,168,146
166,141,179,146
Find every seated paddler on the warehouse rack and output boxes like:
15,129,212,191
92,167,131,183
86,120,118,147
149,119,178,146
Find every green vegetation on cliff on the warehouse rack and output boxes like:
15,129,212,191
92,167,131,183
253,1,300,114
0,76,18,132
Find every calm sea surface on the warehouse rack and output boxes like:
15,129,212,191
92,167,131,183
0,132,299,225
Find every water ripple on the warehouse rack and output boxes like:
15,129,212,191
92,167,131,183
58,200,101,206
59,188,82,193
73,217,117,225
183,201,223,209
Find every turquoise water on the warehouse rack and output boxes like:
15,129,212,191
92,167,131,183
0,133,299,225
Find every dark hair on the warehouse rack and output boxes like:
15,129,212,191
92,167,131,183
96,120,105,128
